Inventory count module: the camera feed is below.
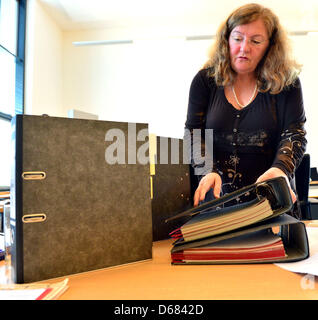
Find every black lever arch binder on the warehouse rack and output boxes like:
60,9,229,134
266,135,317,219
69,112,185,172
168,177,309,264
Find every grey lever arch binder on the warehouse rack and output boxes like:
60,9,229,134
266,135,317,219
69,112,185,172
151,136,192,241
10,115,153,283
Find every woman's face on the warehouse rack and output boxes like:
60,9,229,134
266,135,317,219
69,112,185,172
229,18,270,76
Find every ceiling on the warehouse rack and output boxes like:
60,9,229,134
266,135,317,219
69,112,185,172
38,0,318,32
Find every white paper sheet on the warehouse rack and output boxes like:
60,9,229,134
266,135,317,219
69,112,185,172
0,288,47,300
275,227,318,276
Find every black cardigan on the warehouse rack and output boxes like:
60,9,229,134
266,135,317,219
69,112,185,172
185,68,307,196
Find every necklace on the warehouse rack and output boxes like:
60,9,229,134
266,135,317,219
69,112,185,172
232,83,258,108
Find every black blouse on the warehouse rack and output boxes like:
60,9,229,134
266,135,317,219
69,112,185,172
185,68,307,196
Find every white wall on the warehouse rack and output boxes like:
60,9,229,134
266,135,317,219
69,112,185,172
291,34,318,168
63,28,212,138
62,29,318,167
26,0,318,167
25,0,63,117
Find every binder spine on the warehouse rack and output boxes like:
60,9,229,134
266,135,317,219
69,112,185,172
11,115,24,283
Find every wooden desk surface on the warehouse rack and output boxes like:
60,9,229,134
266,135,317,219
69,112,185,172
1,227,318,300
41,239,318,300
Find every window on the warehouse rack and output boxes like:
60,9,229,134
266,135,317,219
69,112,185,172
0,0,26,188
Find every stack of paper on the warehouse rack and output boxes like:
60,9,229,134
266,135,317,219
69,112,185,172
172,230,286,263
170,197,273,242
0,278,69,300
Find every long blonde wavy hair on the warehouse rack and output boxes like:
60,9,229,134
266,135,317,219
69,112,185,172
203,3,301,94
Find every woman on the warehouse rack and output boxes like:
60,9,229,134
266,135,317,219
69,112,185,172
185,3,306,218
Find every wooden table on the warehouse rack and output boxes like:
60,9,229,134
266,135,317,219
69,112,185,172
42,239,318,300
1,225,318,300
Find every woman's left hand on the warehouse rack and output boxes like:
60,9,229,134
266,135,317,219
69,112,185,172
256,167,297,203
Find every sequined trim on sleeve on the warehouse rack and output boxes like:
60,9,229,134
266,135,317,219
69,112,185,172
272,122,307,177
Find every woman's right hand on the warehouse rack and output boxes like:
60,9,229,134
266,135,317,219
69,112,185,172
193,172,222,206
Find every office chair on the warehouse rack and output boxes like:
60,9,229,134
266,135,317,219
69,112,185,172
311,167,318,181
295,153,311,219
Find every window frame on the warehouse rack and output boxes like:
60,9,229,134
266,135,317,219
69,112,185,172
0,0,26,121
